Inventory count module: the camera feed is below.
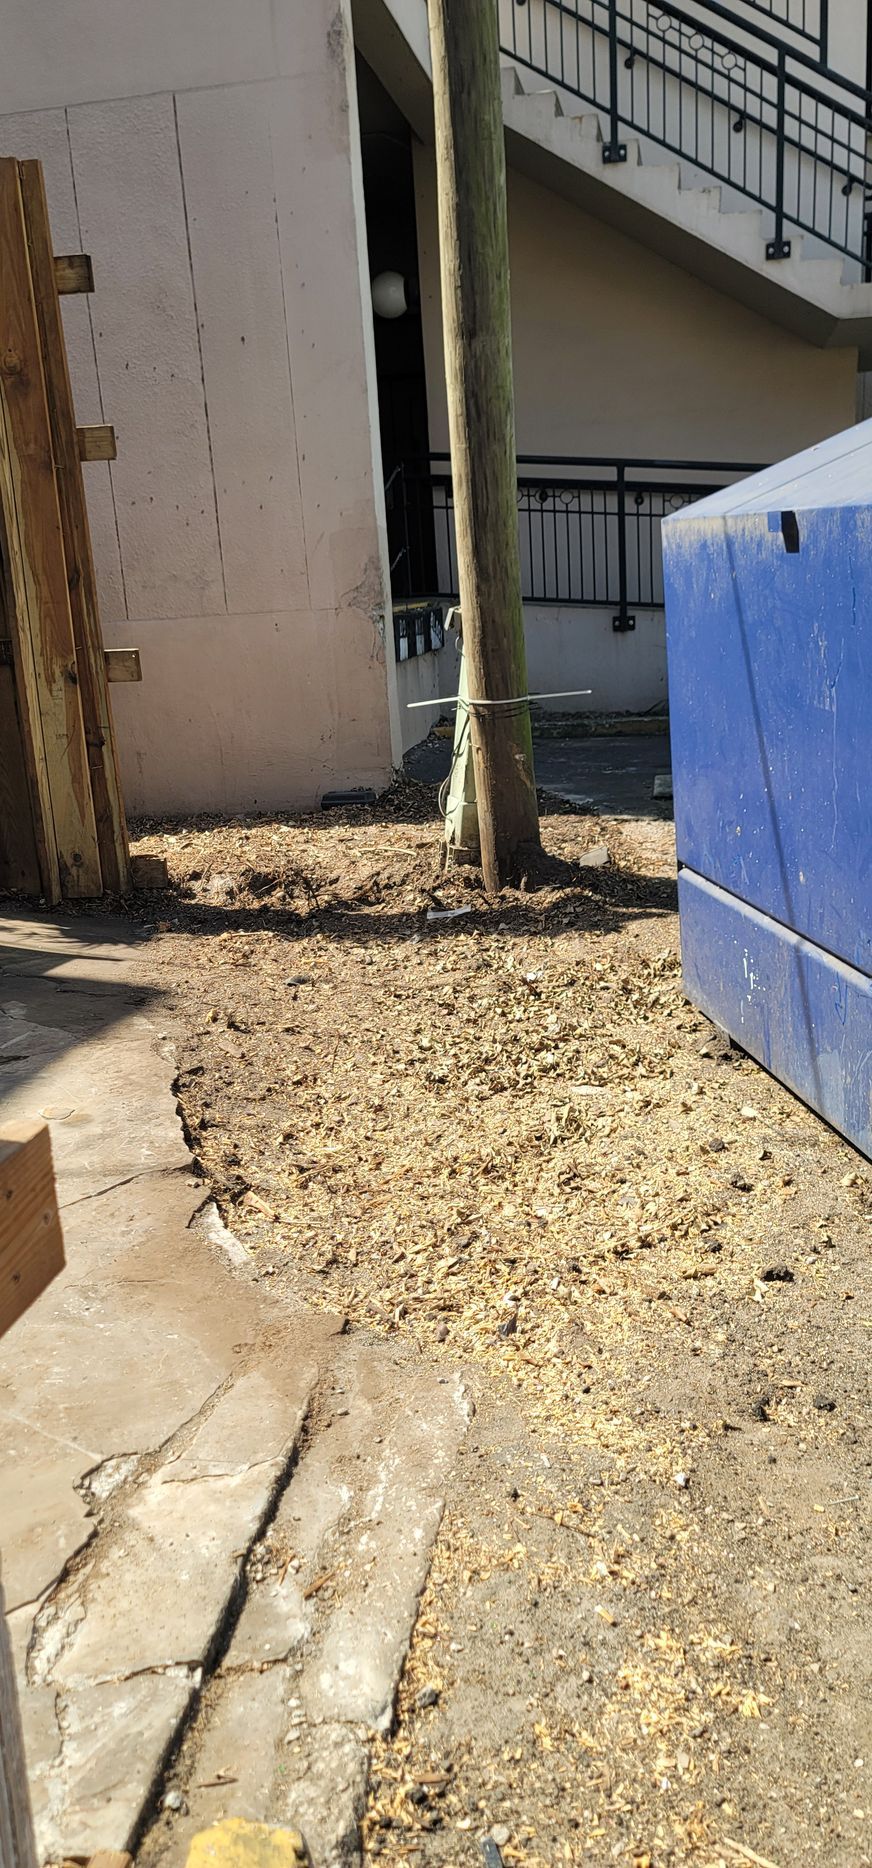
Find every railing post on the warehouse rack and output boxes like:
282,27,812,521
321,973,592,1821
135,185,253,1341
603,0,627,163
766,47,792,258
819,0,829,66
612,466,635,632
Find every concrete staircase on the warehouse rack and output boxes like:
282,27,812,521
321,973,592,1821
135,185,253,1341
353,0,872,361
499,62,872,359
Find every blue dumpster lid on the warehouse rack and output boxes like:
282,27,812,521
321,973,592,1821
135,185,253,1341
664,416,872,522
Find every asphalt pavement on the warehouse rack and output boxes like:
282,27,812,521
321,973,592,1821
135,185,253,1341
405,728,672,819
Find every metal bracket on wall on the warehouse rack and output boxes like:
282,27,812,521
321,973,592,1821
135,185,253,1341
602,143,627,163
765,238,792,259
612,613,636,633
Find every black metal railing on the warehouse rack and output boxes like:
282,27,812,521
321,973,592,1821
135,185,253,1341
726,0,827,58
500,0,872,276
388,454,762,634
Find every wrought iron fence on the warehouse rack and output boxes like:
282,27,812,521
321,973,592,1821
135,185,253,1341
387,455,762,634
705,0,827,57
500,0,871,274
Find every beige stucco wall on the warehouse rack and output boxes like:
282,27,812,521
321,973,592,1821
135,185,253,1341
415,152,857,463
0,0,397,815
407,150,857,725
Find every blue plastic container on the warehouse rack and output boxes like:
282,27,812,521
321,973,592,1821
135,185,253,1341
662,421,872,1158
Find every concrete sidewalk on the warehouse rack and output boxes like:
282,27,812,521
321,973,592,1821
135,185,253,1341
0,913,467,1865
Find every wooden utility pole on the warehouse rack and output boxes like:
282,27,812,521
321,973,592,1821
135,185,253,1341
427,0,540,891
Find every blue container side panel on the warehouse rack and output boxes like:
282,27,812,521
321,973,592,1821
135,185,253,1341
663,505,872,979
679,869,872,1160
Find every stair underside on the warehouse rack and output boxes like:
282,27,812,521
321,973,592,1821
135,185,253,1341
352,0,872,363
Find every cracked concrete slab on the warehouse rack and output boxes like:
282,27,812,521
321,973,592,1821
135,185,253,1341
50,1458,295,1686
0,912,342,1860
1,911,469,1868
272,1724,368,1868
150,1348,469,1868
297,1364,470,1731
43,1672,197,1859
0,1417,96,1610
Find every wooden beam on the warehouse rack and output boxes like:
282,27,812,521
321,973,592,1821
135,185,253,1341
53,252,93,295
0,1573,39,1868
104,647,141,683
0,390,61,906
0,1119,64,1343
19,162,130,894
0,162,102,899
0,545,42,895
76,423,116,463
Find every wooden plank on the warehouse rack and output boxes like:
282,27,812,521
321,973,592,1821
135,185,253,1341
86,1854,133,1868
0,1119,64,1343
0,383,60,906
76,423,116,463
53,252,93,295
0,658,41,897
0,162,102,899
0,1574,38,1868
18,161,129,894
104,647,141,683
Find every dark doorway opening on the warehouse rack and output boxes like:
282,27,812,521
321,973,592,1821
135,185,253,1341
356,55,437,597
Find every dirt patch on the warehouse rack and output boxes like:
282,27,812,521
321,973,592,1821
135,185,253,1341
130,782,872,1868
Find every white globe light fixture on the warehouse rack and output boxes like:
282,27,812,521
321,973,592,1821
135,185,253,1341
371,270,408,319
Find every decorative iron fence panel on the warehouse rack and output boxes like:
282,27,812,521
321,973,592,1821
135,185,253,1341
388,456,762,633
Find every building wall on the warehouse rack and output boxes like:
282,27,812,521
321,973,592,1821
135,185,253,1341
0,0,398,815
412,151,857,719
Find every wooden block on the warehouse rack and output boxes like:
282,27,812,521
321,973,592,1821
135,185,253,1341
0,1574,38,1868
0,1119,64,1342
76,424,116,463
130,852,168,890
53,252,93,295
87,1854,133,1868
104,647,141,683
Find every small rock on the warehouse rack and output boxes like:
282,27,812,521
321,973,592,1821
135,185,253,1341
708,1137,726,1153
407,1784,428,1806
162,1789,185,1813
286,974,313,987
674,1470,690,1489
761,1264,794,1283
416,1686,440,1709
813,1394,837,1412
576,844,609,870
498,1312,518,1338
729,1172,753,1192
491,1826,512,1848
751,1396,771,1421
435,1321,448,1343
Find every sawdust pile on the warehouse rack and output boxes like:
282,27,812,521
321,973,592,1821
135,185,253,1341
130,786,871,1868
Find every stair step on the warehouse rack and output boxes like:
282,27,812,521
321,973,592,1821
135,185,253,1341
498,55,872,319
